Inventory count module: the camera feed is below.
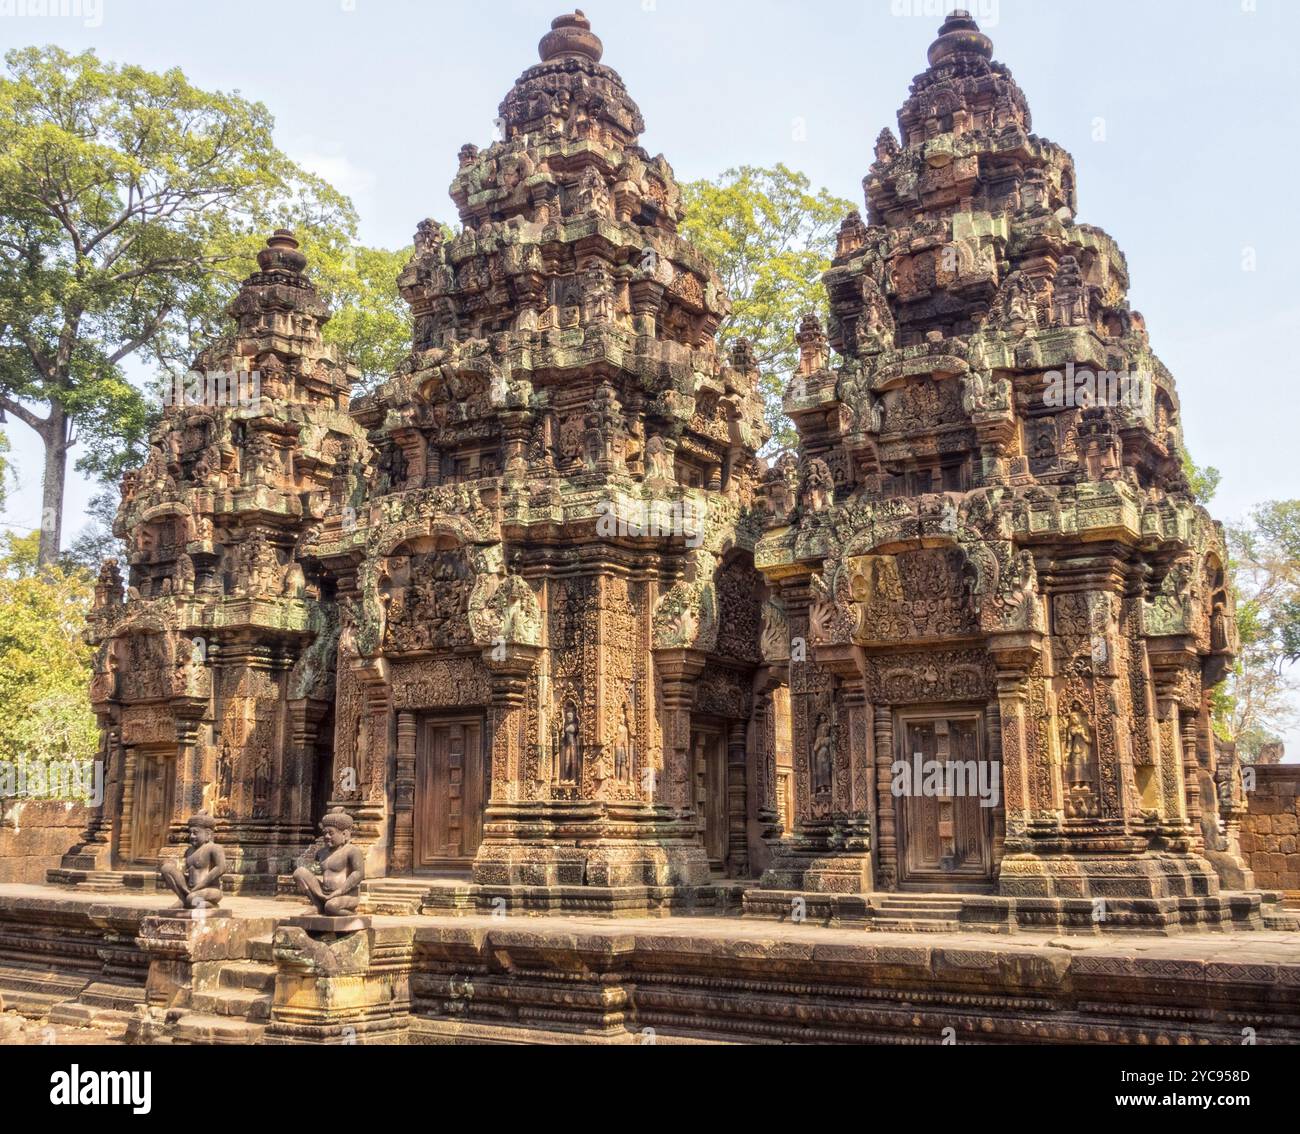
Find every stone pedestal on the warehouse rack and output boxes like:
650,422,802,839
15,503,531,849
264,923,408,1045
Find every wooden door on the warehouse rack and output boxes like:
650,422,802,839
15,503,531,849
897,714,994,889
128,750,174,864
691,726,728,871
416,716,486,871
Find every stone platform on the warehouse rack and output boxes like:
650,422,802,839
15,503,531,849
2,882,1299,1045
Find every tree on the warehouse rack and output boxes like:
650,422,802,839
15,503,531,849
62,488,123,573
0,531,98,774
681,164,852,450
0,429,11,512
1183,452,1221,507
318,244,412,394
1225,501,1300,759
0,46,363,566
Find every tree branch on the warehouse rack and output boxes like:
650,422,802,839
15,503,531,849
0,393,48,432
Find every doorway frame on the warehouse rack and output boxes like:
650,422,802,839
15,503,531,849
413,711,488,875
893,706,997,893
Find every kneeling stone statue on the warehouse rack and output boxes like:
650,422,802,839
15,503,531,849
293,807,365,916
159,811,227,909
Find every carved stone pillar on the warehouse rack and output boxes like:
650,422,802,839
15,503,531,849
332,655,391,877
1154,694,1182,824
60,717,121,872
751,664,787,856
1147,644,1198,834
873,704,897,890
988,634,1041,852
727,719,749,877
1180,708,1203,853
653,649,706,815
118,746,139,866
390,710,418,874
286,699,330,827
166,716,204,852
486,646,540,805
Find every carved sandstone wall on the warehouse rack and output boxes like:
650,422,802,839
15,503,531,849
0,802,93,884
1241,766,1300,898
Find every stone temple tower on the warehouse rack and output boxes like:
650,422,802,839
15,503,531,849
306,11,769,909
66,231,369,888
750,11,1251,930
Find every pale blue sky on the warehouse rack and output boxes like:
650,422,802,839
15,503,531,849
3,0,1299,739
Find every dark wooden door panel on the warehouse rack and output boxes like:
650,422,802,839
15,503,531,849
416,716,485,871
898,714,994,890
692,727,727,870
128,751,173,864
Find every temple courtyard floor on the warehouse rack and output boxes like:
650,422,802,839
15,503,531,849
1,881,1297,1044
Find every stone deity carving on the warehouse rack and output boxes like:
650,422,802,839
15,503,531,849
159,812,226,909
614,701,632,782
558,702,582,784
293,807,365,916
811,715,833,798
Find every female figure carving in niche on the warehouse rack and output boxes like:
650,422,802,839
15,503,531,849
558,701,581,784
352,713,369,796
1211,596,1229,652
1063,705,1093,788
811,714,833,798
217,737,234,815
614,701,632,783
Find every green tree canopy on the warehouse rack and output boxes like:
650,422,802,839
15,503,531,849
681,164,852,450
312,243,412,394
0,46,409,565
0,429,11,512
1226,500,1300,759
0,531,97,774
1183,452,1222,506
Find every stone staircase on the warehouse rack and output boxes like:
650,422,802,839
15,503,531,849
47,979,146,1037
867,894,967,932
45,867,162,893
359,878,435,915
1262,896,1300,932
360,877,479,915
0,961,90,1019
167,934,277,1045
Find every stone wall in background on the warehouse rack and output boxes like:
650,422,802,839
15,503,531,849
0,802,92,884
1241,766,1300,898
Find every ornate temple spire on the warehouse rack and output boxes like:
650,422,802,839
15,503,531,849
538,10,603,63
891,7,1031,158
256,228,310,281
927,8,994,67
216,228,352,407
495,9,644,151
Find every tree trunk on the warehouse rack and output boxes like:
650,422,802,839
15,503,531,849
37,407,69,568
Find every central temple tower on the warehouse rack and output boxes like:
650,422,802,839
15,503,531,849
308,11,769,908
